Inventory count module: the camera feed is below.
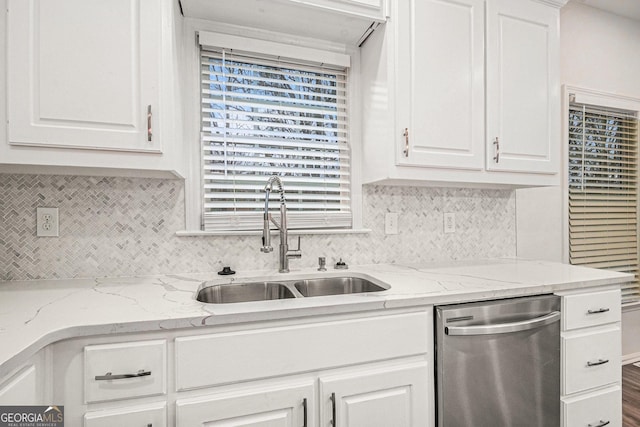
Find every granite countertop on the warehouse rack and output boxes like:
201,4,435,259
0,258,631,378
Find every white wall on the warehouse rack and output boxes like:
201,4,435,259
517,1,640,358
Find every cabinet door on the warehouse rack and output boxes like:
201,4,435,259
176,382,314,427
486,0,560,174
7,0,161,153
0,365,38,405
84,402,166,427
395,0,484,170
0,350,49,405
319,362,430,427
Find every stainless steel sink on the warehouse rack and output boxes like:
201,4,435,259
196,282,295,304
294,277,386,297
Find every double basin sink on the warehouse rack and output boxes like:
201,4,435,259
197,276,388,304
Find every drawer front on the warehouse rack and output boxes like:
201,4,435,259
563,326,620,395
562,386,621,427
563,290,621,331
84,340,166,403
175,310,430,391
84,402,166,427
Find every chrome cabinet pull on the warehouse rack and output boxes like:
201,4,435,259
445,311,560,336
147,105,153,142
94,369,151,381
587,308,610,314
330,392,337,426
493,137,500,163
403,128,409,157
302,398,308,427
588,420,610,427
587,359,609,367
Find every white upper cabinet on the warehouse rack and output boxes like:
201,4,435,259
395,0,485,170
486,0,560,174
2,0,183,177
8,0,160,152
361,0,566,187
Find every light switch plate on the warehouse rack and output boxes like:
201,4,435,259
385,212,399,235
444,212,456,234
37,207,59,237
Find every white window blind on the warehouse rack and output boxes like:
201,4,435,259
200,47,351,231
568,102,640,304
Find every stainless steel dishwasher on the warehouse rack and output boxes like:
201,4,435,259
435,294,561,427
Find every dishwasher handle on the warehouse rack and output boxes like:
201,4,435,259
445,311,561,336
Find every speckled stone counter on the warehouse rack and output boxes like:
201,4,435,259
0,258,631,378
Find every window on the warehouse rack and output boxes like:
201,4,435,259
568,96,640,303
199,33,351,232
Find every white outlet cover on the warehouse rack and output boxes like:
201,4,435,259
385,212,399,235
37,207,59,237
444,212,456,234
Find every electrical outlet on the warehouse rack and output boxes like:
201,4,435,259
37,207,59,237
385,212,399,235
444,212,456,234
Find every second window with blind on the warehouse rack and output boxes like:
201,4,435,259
198,32,352,232
567,90,640,303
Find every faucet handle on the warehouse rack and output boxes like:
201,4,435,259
291,235,301,252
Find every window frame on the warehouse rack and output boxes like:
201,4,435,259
563,85,640,305
179,20,364,235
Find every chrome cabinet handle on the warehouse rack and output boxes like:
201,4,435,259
493,137,500,163
94,369,151,381
403,128,409,157
588,420,610,427
147,105,153,142
587,359,609,367
445,311,560,336
302,398,308,427
330,392,337,426
587,308,610,314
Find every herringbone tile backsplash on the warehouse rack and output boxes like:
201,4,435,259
0,174,516,281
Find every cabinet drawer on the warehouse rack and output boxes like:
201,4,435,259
562,326,620,395
84,340,166,403
562,290,620,331
175,311,430,391
562,386,621,427
84,402,166,427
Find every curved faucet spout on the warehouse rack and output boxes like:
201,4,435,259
260,175,301,272
264,176,285,205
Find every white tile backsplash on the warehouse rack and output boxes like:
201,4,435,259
0,174,516,281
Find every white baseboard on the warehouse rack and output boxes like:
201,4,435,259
622,351,640,365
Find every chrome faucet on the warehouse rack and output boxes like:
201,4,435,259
261,176,301,273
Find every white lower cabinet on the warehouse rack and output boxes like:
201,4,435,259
557,287,622,427
319,362,429,427
0,349,50,405
176,382,314,426
176,362,429,427
561,386,621,427
51,308,433,427
562,325,621,395
84,402,167,427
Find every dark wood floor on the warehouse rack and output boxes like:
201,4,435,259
623,363,640,427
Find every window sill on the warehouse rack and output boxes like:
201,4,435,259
175,228,372,237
